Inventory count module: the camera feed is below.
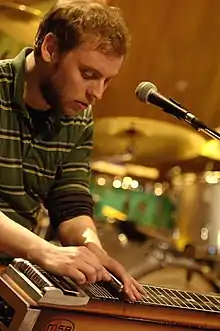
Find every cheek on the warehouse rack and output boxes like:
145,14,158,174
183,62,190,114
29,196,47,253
51,63,87,101
61,70,83,95
51,72,72,100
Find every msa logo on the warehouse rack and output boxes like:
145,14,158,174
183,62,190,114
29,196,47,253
45,319,75,331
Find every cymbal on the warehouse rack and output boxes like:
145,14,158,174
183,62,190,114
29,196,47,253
0,2,42,44
91,160,160,179
0,1,55,44
161,156,220,175
93,117,207,166
201,139,220,161
0,0,109,46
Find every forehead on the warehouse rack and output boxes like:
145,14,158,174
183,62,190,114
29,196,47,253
62,43,124,78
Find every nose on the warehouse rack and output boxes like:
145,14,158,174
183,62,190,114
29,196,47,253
87,80,106,101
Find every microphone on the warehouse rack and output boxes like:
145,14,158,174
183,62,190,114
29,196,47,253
135,81,207,130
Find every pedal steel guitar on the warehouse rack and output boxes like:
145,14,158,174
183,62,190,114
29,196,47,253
0,258,220,331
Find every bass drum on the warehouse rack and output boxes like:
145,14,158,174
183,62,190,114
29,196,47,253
174,180,220,248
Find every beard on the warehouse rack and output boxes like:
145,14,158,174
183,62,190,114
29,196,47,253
39,68,62,110
39,65,81,118
39,73,63,139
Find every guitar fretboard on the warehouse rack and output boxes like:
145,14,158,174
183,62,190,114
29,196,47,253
141,284,220,313
83,282,220,313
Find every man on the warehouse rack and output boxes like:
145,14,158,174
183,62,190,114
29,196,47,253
0,0,143,301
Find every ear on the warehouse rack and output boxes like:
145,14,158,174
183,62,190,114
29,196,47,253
40,33,59,63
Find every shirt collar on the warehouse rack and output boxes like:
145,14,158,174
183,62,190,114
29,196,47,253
11,47,33,113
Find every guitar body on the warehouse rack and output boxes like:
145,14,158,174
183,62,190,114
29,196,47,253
0,260,220,331
31,308,197,331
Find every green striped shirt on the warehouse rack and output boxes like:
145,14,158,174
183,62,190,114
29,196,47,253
0,48,93,230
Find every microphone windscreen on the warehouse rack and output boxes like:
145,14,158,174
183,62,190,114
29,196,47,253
135,82,157,102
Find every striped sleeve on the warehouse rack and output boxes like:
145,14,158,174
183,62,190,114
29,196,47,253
45,108,94,228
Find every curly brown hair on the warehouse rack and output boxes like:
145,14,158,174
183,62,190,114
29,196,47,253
34,0,130,57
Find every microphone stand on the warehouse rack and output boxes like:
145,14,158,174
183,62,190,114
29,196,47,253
169,98,220,140
196,126,220,140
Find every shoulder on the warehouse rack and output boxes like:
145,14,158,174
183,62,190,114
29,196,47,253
0,58,13,78
0,59,14,102
0,59,14,93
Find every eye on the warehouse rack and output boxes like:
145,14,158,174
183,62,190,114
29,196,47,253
81,70,95,79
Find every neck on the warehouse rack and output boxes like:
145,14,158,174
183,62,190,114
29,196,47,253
25,51,50,110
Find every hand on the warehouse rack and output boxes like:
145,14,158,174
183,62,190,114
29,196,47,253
30,243,112,285
85,242,145,301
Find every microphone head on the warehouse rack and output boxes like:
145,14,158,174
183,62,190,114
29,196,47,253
135,82,157,103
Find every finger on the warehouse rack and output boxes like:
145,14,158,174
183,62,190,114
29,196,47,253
81,247,102,263
130,283,142,301
131,277,145,295
102,257,142,300
63,246,102,270
123,278,144,301
124,278,144,301
123,281,142,301
124,283,136,301
69,269,86,285
81,248,104,274
78,263,99,283
101,267,111,282
122,279,136,301
104,257,127,282
83,255,103,274
104,259,132,294
93,265,106,282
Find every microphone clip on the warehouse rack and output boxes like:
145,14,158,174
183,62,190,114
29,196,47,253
168,97,206,131
168,98,186,120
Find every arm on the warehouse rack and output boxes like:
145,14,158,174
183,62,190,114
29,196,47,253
58,215,103,248
0,211,110,285
44,109,143,299
45,107,96,242
0,211,52,260
46,108,104,249
0,108,111,288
